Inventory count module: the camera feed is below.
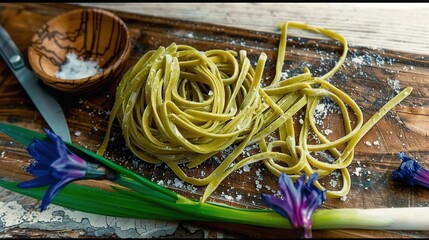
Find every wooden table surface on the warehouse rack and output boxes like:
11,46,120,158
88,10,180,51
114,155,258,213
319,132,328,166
1,3,429,239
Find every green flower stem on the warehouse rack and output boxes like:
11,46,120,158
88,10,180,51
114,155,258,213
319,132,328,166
84,163,107,179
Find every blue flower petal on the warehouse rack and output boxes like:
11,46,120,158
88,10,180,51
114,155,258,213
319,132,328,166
392,152,429,188
261,193,289,219
305,172,326,203
392,160,417,186
414,169,429,188
27,129,67,165
45,128,68,157
278,173,300,206
25,166,51,178
304,172,318,192
261,172,326,238
50,155,85,177
27,140,52,166
17,175,57,188
18,128,110,211
399,152,414,162
303,190,324,220
40,177,75,211
294,173,306,190
27,140,58,166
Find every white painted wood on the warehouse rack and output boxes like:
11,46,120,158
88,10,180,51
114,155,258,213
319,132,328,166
76,3,429,54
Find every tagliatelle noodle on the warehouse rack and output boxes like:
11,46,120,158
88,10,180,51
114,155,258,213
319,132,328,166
97,21,412,202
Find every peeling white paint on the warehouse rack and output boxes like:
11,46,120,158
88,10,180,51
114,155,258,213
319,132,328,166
0,200,26,227
0,194,179,238
0,190,228,238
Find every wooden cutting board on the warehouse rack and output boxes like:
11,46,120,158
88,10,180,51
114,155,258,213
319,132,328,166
1,3,429,238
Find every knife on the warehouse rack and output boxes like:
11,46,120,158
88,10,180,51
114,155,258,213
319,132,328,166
0,25,71,143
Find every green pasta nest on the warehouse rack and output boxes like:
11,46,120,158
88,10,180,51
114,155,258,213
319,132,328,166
98,22,411,202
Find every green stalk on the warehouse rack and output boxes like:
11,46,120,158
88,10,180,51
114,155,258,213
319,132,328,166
1,122,429,232
112,180,292,228
312,208,429,230
2,179,429,231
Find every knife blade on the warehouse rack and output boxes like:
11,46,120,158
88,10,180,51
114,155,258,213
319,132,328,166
0,25,71,143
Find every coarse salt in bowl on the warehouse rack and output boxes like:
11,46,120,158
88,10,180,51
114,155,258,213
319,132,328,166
28,8,131,94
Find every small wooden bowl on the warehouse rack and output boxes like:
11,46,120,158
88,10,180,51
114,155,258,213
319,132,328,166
28,8,131,94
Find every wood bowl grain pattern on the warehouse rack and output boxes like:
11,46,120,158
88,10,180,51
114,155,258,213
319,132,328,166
27,8,131,94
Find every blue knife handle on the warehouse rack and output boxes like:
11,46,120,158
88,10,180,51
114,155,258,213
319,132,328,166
0,25,26,72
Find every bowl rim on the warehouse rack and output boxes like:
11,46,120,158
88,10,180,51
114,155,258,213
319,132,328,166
28,7,132,86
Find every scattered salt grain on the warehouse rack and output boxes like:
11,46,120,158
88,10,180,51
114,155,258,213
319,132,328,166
387,79,401,94
324,129,333,136
315,151,336,163
55,52,103,80
255,180,262,191
329,179,337,188
224,195,234,201
281,71,289,79
354,167,362,176
351,56,364,65
173,178,184,188
235,195,242,201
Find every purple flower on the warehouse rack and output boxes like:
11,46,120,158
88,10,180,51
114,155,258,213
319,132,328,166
392,152,429,188
261,172,326,238
18,128,113,211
